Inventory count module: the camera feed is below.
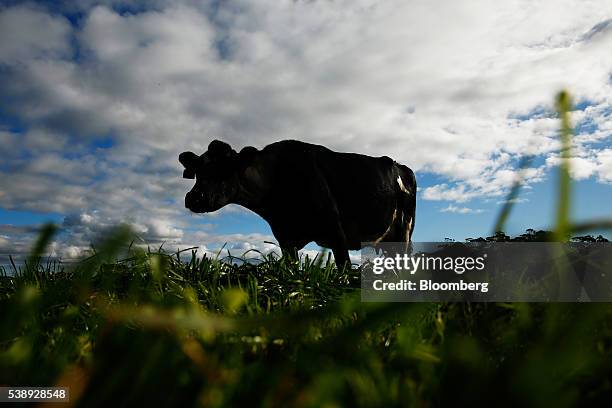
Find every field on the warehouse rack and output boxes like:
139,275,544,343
1,92,612,407
2,229,612,407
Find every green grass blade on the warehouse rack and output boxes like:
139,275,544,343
554,90,573,240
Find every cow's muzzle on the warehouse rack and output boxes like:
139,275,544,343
185,191,209,213
185,191,197,210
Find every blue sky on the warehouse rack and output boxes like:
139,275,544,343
1,0,611,261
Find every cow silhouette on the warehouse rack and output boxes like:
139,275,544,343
180,139,416,269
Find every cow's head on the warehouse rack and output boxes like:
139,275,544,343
179,140,257,213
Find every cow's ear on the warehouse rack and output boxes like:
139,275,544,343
179,151,199,179
208,140,235,159
179,151,199,168
238,146,258,170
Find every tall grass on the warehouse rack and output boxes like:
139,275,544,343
1,91,612,407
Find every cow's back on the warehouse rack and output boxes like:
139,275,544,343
262,140,401,247
316,150,399,246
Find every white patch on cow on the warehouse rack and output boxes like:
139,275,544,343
375,208,397,244
397,176,410,194
405,216,413,242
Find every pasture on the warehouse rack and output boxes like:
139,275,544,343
2,230,612,407
1,92,611,406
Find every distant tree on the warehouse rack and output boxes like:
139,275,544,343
464,229,608,242
571,235,596,243
572,234,610,243
486,231,511,242
533,230,553,241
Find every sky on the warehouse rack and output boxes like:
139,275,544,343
1,0,611,263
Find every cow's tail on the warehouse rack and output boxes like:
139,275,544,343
395,164,417,243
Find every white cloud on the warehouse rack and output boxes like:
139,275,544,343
496,198,529,205
0,5,71,64
594,149,612,183
422,184,476,203
440,205,484,214
545,147,612,182
422,165,546,202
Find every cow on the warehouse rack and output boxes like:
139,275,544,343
179,139,416,269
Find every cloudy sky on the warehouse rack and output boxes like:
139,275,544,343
1,0,611,262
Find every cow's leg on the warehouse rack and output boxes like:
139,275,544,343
280,245,299,262
279,240,308,263
326,217,352,271
301,153,352,271
332,247,351,271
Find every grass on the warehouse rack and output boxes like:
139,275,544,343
1,91,612,407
